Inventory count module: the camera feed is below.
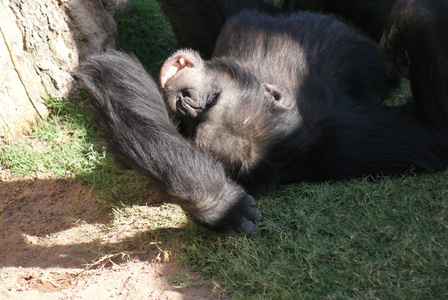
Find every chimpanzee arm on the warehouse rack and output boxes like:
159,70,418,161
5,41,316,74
77,51,262,235
380,0,448,127
156,0,283,58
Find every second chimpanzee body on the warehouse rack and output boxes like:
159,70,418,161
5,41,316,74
78,0,448,234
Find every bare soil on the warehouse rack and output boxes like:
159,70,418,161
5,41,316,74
0,176,218,299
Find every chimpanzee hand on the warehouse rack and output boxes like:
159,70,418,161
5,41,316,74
379,7,410,79
218,194,263,236
184,187,263,236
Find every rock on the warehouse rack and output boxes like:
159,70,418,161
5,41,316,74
0,0,121,140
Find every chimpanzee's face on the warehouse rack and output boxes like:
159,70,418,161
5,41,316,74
161,50,299,174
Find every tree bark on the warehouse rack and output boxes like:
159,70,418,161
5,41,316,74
0,0,120,140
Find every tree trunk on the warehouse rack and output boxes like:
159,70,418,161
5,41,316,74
0,0,120,140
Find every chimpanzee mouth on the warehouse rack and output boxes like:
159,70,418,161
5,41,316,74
177,93,221,137
176,96,203,117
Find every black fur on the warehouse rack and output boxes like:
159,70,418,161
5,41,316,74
281,0,396,42
78,0,448,234
380,0,448,127
157,0,283,58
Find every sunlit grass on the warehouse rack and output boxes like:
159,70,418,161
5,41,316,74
0,95,103,178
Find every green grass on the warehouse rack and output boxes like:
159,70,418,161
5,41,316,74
181,176,448,298
1,0,447,298
0,93,156,209
115,0,177,76
0,94,102,178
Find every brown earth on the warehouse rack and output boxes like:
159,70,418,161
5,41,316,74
0,176,220,299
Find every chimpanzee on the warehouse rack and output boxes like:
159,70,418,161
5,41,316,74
77,0,448,235
280,0,396,42
156,0,396,58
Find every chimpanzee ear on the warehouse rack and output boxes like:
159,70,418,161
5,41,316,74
262,83,293,111
160,50,202,88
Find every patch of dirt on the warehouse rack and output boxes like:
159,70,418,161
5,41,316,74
0,178,218,299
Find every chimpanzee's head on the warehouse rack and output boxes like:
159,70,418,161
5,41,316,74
161,49,300,175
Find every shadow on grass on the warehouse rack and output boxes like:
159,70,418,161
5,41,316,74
0,177,190,269
0,178,214,298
